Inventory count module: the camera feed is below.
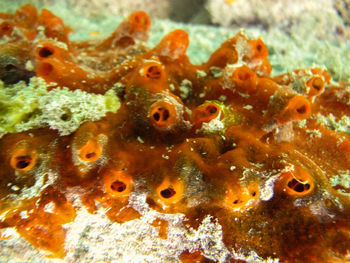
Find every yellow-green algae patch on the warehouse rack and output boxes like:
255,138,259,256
0,77,120,137
316,113,350,134
197,100,242,135
330,170,350,197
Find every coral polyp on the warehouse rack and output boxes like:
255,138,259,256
0,4,350,262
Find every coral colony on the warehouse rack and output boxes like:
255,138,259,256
0,4,350,262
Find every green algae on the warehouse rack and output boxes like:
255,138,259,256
316,113,350,135
0,78,120,137
330,170,350,197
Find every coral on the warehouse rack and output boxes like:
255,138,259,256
1,4,350,263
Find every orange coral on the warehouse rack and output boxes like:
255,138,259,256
156,176,185,206
149,101,178,129
277,165,315,197
10,147,37,171
192,102,221,128
223,182,259,212
103,170,134,198
231,65,258,94
0,5,350,263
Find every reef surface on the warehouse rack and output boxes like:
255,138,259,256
0,4,350,263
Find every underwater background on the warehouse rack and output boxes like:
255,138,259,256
2,0,350,81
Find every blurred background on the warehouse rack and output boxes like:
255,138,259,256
1,0,350,82
3,0,348,31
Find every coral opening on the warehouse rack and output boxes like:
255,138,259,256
296,105,307,114
279,166,315,196
10,149,37,171
153,107,169,122
232,65,257,93
146,65,162,79
311,77,324,91
78,140,102,162
14,156,32,169
254,39,268,57
193,103,220,126
206,105,218,114
38,46,54,58
156,178,184,205
111,180,127,193
160,187,176,198
224,184,259,211
287,178,311,193
279,95,311,122
149,101,177,128
103,170,133,197
307,76,325,97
